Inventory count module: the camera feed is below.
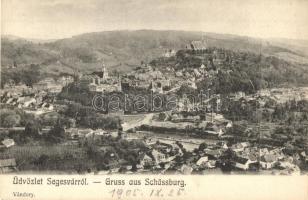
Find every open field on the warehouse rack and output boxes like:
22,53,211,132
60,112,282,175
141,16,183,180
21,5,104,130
0,145,94,172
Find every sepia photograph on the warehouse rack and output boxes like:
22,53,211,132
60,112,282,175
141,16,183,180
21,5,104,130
1,0,308,199
1,0,308,176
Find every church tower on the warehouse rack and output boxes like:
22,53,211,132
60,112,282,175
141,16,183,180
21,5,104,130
102,61,109,80
117,76,122,92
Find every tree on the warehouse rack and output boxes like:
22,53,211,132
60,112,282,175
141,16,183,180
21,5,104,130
126,154,138,171
198,143,207,151
34,154,49,170
22,64,41,87
25,121,41,138
45,121,66,143
116,130,123,140
220,148,236,173
287,113,296,125
301,113,308,122
0,110,21,128
40,112,59,126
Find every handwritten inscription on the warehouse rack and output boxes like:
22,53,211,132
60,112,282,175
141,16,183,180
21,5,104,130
101,178,187,199
109,188,186,199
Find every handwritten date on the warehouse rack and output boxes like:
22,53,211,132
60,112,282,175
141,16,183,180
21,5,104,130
109,188,185,199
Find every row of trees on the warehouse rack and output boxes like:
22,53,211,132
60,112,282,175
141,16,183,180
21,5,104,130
0,108,36,128
63,102,122,130
5,119,66,145
1,64,41,88
0,107,73,128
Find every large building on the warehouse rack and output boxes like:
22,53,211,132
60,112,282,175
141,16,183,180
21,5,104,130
186,40,207,51
80,62,122,93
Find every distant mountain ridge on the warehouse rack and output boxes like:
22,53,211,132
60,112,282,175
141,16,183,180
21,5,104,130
2,30,308,75
2,34,58,43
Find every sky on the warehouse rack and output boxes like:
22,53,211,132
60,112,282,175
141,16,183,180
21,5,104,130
2,0,308,40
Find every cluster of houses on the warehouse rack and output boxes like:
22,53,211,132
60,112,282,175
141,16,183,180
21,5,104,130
74,41,232,97
64,128,112,140
90,52,220,95
232,144,303,175
124,64,172,93
2,75,74,95
1,89,55,115
1,126,306,175
151,110,232,137
259,87,308,103
229,86,308,106
82,129,306,175
120,61,218,95
137,142,181,170
1,75,74,114
175,63,218,79
33,76,74,93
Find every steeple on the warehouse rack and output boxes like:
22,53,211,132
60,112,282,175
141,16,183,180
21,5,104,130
102,61,108,80
117,76,122,92
101,60,106,71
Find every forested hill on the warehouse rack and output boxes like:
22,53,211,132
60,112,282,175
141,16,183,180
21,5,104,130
151,48,308,94
2,30,308,76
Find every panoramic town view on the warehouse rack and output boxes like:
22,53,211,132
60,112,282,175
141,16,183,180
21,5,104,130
1,0,308,176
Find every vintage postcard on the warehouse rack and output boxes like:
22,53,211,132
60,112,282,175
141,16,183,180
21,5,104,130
0,0,308,199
